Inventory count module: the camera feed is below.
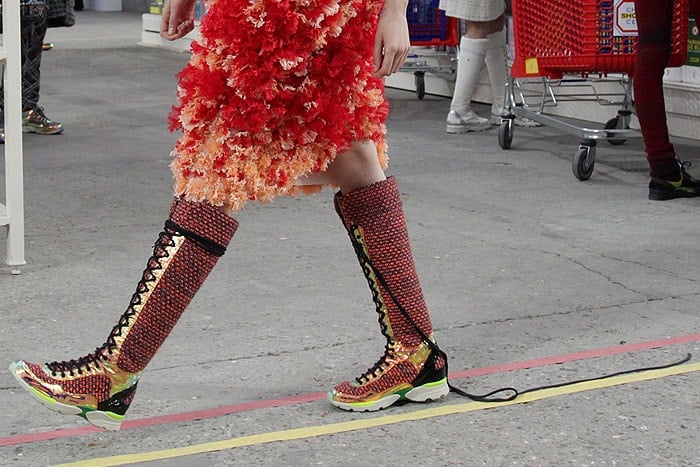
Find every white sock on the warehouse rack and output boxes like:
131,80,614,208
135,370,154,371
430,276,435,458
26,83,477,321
450,36,488,115
484,28,508,114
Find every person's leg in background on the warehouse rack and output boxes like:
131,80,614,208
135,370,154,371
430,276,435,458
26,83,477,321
634,0,676,176
634,0,698,200
445,17,505,133
484,15,540,127
0,11,60,143
20,9,64,136
483,17,508,122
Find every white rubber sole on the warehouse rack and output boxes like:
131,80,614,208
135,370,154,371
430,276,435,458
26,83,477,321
328,378,450,412
404,378,451,403
446,123,491,134
85,411,123,431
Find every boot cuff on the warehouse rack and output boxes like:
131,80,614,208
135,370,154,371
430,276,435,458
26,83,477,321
334,176,400,227
169,198,238,248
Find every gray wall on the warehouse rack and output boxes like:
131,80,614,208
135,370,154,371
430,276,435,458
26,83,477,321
121,0,149,13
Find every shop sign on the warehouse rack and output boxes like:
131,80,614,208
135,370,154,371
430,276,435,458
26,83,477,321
614,0,637,36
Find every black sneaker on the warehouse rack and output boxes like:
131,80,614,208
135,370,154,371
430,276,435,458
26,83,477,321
22,107,64,135
648,160,699,201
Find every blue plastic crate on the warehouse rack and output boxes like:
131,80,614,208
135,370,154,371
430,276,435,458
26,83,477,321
407,0,449,42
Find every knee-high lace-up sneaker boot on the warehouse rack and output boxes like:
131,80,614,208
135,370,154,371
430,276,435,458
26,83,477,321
9,198,238,430
328,177,450,411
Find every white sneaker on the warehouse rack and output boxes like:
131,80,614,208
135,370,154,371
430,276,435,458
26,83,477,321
446,110,491,133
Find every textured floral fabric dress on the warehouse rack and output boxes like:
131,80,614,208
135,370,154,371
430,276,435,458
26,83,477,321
168,0,391,210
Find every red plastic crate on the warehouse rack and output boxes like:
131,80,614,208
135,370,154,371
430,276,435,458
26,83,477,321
510,0,689,78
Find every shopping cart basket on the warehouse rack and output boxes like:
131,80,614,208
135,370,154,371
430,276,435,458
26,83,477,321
401,0,460,99
498,0,689,180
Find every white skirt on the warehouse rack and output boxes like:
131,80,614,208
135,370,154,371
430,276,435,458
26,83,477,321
438,0,505,21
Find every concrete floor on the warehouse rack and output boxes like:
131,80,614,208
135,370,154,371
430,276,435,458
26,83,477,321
0,10,698,466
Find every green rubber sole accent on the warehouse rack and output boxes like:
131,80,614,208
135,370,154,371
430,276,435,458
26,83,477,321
19,375,124,430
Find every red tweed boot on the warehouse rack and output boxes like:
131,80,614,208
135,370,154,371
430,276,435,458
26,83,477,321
9,198,238,430
328,176,449,411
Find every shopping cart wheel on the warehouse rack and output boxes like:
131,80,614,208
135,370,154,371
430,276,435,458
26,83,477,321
604,116,627,146
414,71,425,100
498,118,514,149
572,144,596,181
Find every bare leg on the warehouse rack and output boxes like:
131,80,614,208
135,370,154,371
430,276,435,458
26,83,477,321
324,140,386,193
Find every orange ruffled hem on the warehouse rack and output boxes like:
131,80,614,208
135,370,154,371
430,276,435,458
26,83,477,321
168,0,390,210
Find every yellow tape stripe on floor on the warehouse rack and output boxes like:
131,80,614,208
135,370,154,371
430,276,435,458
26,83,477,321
55,362,700,467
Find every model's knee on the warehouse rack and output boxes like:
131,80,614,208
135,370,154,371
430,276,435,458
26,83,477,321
344,142,380,168
327,141,385,192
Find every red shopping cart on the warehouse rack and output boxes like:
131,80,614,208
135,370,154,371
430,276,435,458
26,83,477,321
401,0,460,99
498,0,689,180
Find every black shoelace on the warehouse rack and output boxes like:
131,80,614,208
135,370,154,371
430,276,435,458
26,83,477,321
47,229,178,378
346,223,692,403
356,342,400,385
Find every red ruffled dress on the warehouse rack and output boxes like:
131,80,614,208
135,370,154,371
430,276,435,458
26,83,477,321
168,0,391,210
